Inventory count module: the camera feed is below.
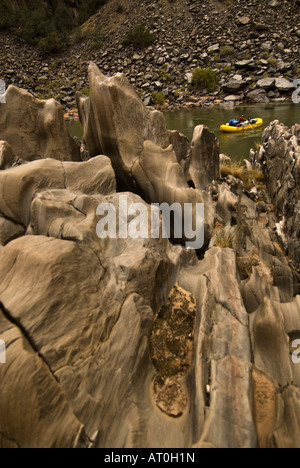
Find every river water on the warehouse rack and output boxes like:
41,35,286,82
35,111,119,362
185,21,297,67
67,102,299,162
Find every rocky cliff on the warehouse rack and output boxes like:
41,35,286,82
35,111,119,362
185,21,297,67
0,65,299,448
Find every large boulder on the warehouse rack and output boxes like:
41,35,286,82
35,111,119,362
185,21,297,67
0,187,185,447
275,77,294,92
246,88,269,103
0,156,116,229
222,80,248,94
257,78,276,90
0,85,80,162
76,63,170,191
76,65,217,249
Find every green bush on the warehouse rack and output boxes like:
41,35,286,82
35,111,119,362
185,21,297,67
0,1,16,30
88,29,103,51
152,91,166,106
122,24,156,49
220,46,235,57
192,68,219,92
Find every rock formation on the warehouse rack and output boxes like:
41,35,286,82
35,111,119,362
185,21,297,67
0,69,299,448
77,64,217,248
76,63,171,191
251,121,300,270
0,85,80,162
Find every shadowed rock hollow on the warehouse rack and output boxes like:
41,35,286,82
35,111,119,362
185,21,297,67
0,64,299,448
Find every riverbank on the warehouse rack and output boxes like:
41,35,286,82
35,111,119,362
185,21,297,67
66,101,299,162
64,91,296,122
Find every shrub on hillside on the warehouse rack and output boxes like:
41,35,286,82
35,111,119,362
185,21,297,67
152,91,166,106
0,1,16,30
192,68,219,92
122,24,156,49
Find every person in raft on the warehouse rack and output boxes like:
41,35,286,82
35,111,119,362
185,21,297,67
229,116,257,127
229,116,246,127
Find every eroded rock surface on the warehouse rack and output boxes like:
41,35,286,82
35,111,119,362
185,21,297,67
77,64,219,249
251,120,300,270
76,64,170,191
0,75,299,449
0,85,80,162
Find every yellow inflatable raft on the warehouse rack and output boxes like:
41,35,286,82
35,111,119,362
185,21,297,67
220,118,263,133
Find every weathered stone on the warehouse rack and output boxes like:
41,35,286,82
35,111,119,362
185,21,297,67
168,129,190,168
0,216,24,246
222,80,247,93
76,63,170,191
0,188,185,448
0,140,16,170
275,77,294,91
0,156,116,228
0,307,89,448
185,125,220,190
131,139,213,250
246,88,269,103
178,247,257,448
0,85,80,162
261,41,273,51
235,59,256,69
216,184,238,226
223,94,242,102
237,16,251,26
207,43,219,53
252,121,300,269
251,298,293,387
257,78,275,89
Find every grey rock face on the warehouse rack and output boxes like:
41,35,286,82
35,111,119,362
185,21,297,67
252,121,300,270
0,155,186,448
178,247,257,448
186,125,220,190
76,64,218,248
76,63,170,191
0,156,116,228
